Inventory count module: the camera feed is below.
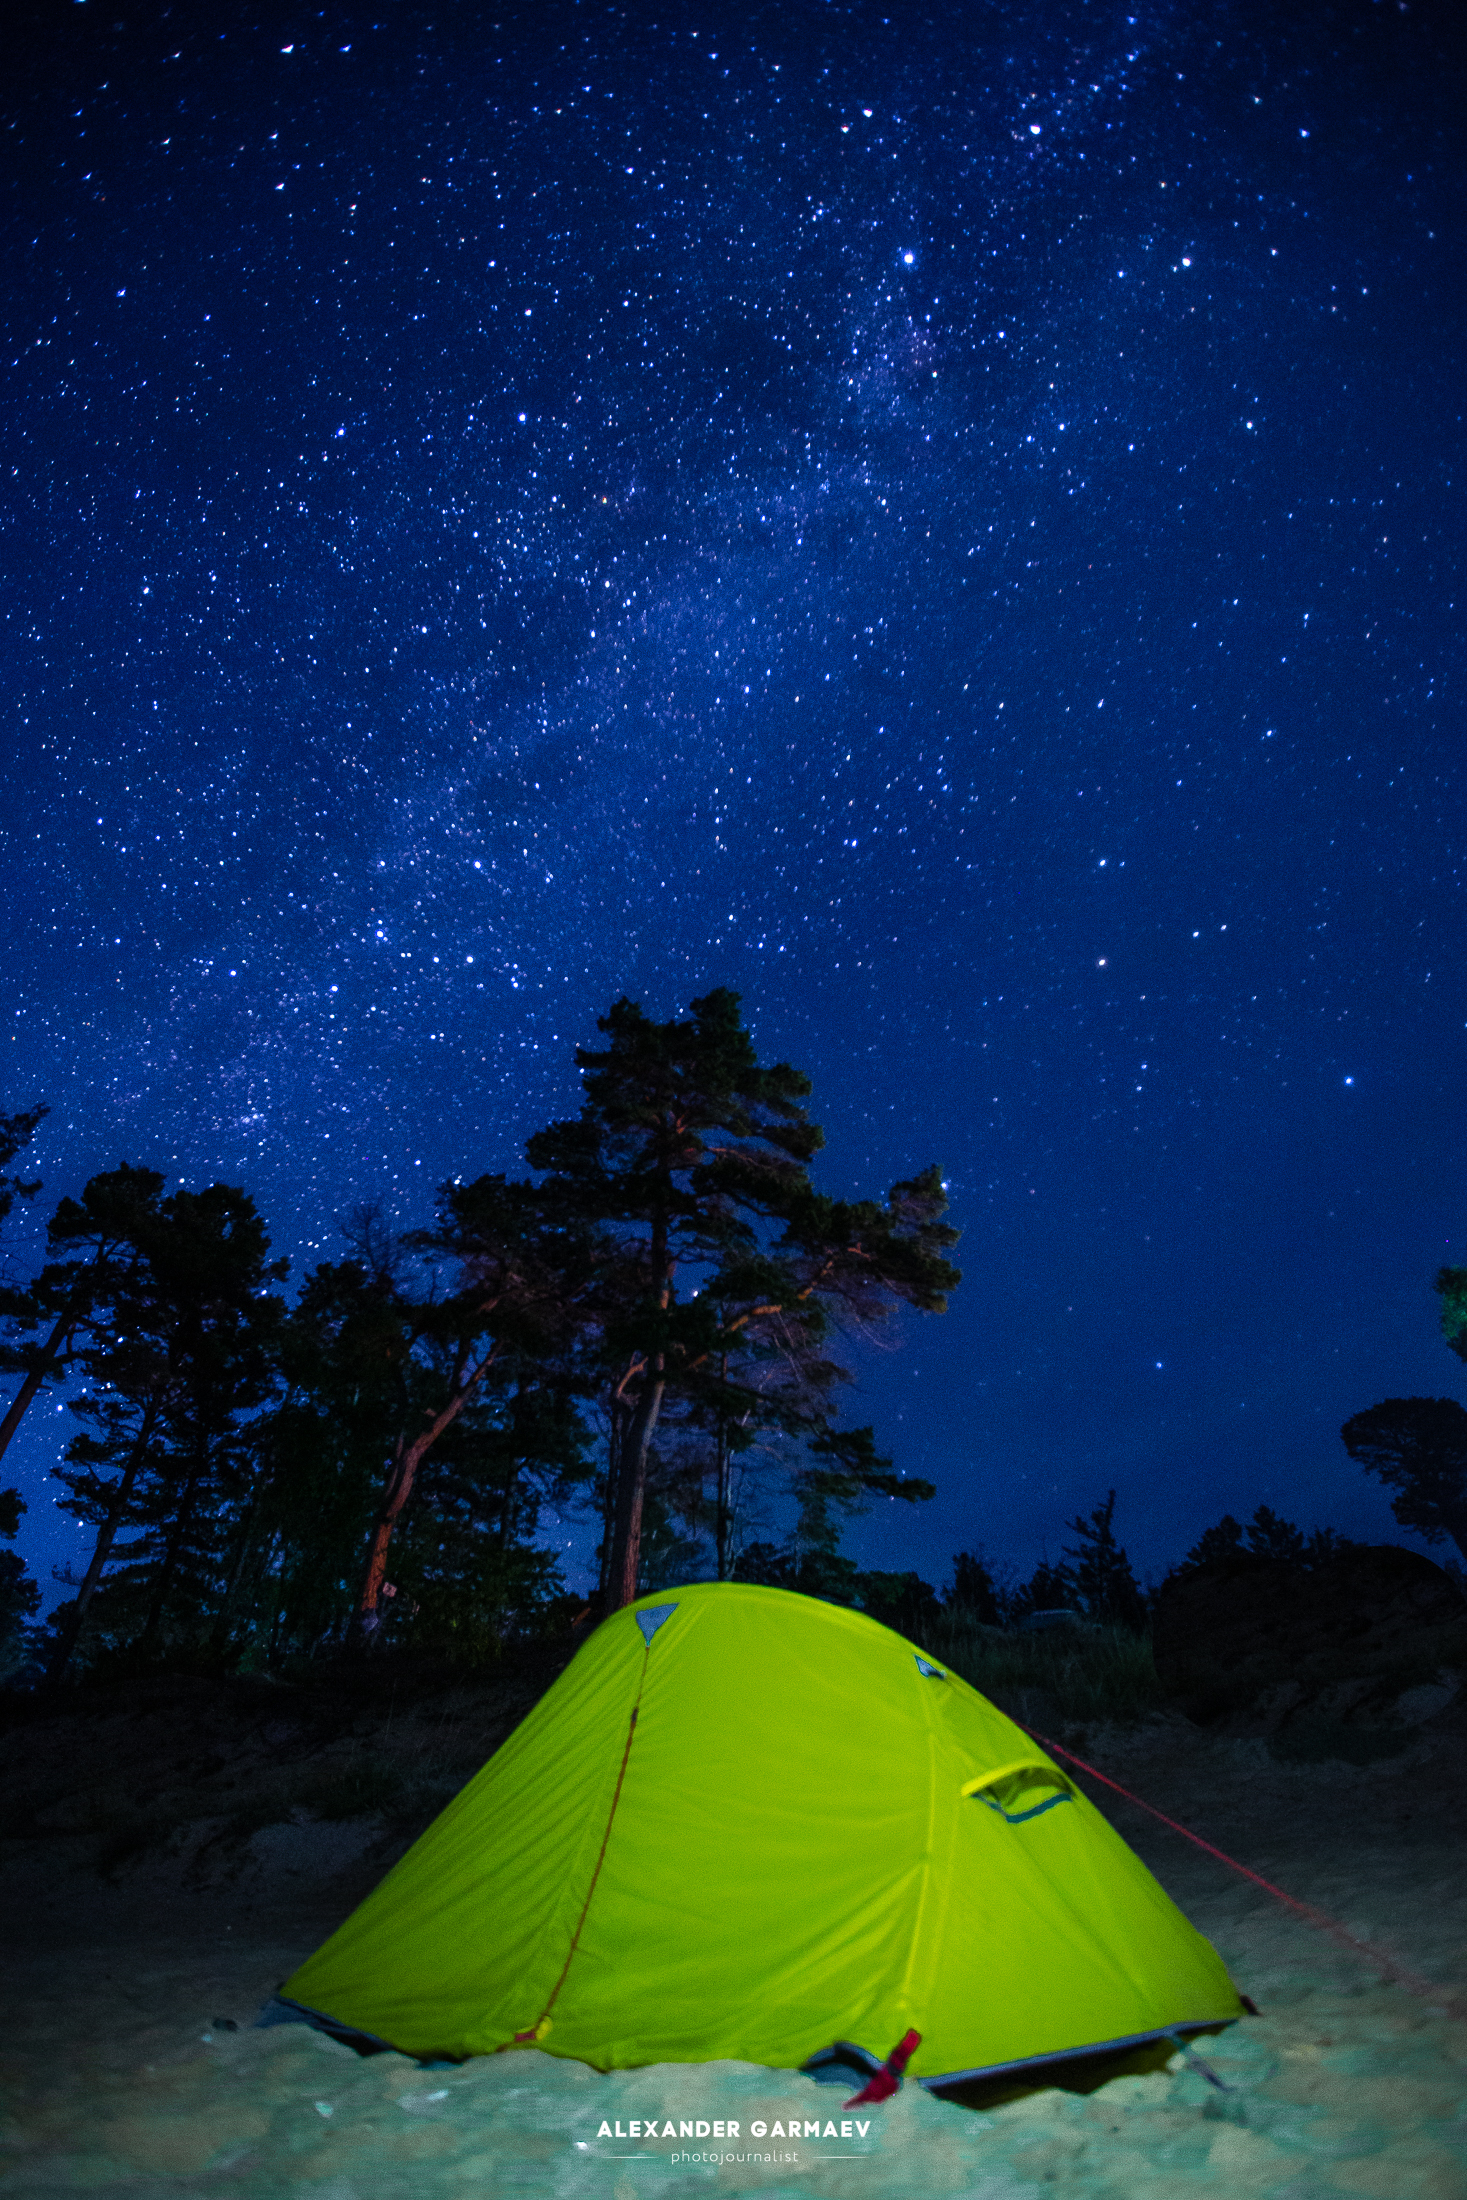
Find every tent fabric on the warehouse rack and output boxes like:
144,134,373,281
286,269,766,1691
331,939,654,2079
281,1582,1244,2080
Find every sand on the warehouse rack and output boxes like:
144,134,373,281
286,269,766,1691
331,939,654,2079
3,1719,1465,2198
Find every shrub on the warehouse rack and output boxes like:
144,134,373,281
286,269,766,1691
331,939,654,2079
917,1611,1165,1729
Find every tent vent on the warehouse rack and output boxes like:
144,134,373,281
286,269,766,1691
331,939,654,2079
636,1603,679,1645
914,1656,946,1679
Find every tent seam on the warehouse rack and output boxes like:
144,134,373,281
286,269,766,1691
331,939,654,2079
895,1651,948,2034
512,1642,650,2043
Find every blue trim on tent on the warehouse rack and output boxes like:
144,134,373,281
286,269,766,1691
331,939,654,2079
266,1999,1238,2087
257,1995,400,2057
972,1789,1074,1825
803,2041,885,2085
915,2017,1238,2092
804,2017,1236,2092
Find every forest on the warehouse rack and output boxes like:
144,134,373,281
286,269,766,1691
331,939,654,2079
1,986,1464,1691
0,990,959,1682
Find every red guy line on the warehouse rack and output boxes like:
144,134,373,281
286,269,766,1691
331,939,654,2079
1018,1721,1462,2019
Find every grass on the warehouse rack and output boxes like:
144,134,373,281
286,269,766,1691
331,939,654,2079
917,1615,1167,1731
300,1751,463,1831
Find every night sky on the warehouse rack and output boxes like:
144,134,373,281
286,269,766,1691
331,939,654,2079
4,0,1464,1605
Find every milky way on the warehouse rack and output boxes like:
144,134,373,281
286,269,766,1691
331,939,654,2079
4,0,1464,1596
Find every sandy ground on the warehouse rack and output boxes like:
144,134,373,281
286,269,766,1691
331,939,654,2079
2,1715,1466,2198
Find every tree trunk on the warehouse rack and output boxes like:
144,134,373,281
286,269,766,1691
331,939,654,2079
355,1342,502,1640
608,1367,665,1610
46,1400,159,1682
208,1478,269,1659
0,1295,87,1467
139,1449,206,1654
714,1358,731,1581
357,1437,419,1636
712,1346,730,1575
605,1186,672,1612
597,1403,624,1604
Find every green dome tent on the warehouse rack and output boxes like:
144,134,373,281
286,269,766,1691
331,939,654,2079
278,1583,1244,2088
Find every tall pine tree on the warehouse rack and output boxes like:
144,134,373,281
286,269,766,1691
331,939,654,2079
528,990,960,1609
351,1173,596,1640
47,1182,285,1672
0,1162,166,1471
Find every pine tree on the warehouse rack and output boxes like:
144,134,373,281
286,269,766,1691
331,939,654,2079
135,1187,285,1657
387,1377,594,1653
858,1568,943,1637
0,1485,40,1681
47,1182,286,1673
947,1549,1005,1624
0,1101,47,1652
528,990,959,1610
1340,1396,1467,1564
527,989,824,1609
345,1174,596,1641
0,1161,163,1472
1059,1490,1147,1630
1334,1268,1467,1568
0,1103,46,1233
249,1250,415,1660
1244,1504,1306,1563
1436,1263,1467,1363
1009,1557,1074,1620
41,1170,177,1675
1181,1514,1245,1570
1178,1507,1348,1578
46,1328,178,1675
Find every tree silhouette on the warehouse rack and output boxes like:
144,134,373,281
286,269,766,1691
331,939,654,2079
1340,1396,1467,1564
1009,1558,1074,1620
527,989,825,1608
1178,1505,1349,1576
45,1182,286,1672
346,1174,596,1641
253,1252,415,1660
1243,1504,1306,1564
0,1103,47,1674
946,1549,1004,1625
0,1163,166,1471
1181,1514,1245,1569
1059,1490,1147,1630
0,1103,46,1236
1436,1264,1467,1364
528,989,959,1609
0,1484,39,1680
